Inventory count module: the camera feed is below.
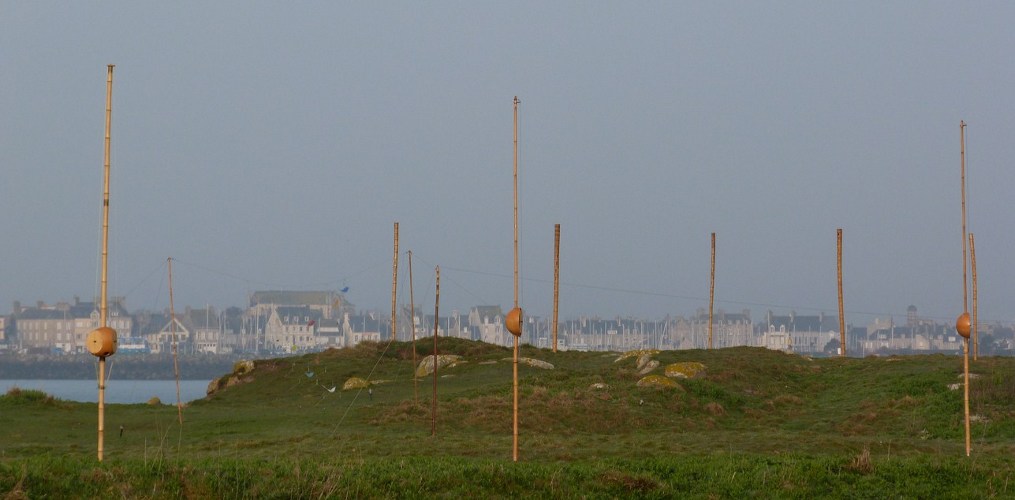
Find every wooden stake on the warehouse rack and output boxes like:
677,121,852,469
512,96,520,462
431,265,439,437
837,228,846,357
960,121,969,315
708,232,715,349
97,64,115,463
408,250,417,404
552,224,560,353
969,233,978,360
168,257,183,425
963,336,971,456
391,222,399,342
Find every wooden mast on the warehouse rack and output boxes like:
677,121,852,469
96,63,115,462
168,257,183,425
408,250,417,404
837,228,846,356
708,233,715,349
391,222,399,342
552,224,560,353
431,266,439,437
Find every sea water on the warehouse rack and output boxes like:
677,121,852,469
1,379,210,404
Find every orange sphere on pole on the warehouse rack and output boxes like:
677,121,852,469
955,312,971,339
506,307,523,337
86,326,118,357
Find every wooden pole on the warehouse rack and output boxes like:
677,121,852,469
97,63,114,463
168,258,183,425
552,224,560,353
959,121,971,457
708,232,715,349
431,265,439,437
391,222,399,342
969,233,978,361
512,96,521,462
963,335,971,456
408,250,417,404
837,228,846,357
960,121,969,315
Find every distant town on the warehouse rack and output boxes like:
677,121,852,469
1,290,1012,358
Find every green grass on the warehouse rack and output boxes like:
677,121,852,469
2,339,1013,497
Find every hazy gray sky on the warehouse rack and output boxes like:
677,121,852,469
2,2,1013,325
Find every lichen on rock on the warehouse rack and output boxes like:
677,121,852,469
343,377,370,390
636,375,681,389
638,359,660,375
665,362,707,379
415,354,463,378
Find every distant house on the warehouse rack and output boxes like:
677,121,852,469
761,311,834,354
265,306,322,353
12,297,132,354
248,290,350,321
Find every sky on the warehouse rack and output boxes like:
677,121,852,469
2,2,1014,326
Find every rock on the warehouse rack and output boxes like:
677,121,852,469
415,355,462,378
948,383,962,391
590,382,609,390
638,360,660,375
343,377,369,390
615,349,660,364
147,396,162,405
500,357,555,369
636,353,653,370
232,359,255,376
636,375,681,389
665,362,706,379
520,357,554,369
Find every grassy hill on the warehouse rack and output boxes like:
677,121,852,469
2,338,1013,497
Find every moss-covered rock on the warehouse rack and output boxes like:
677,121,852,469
665,362,706,379
501,357,554,369
415,354,463,378
636,375,681,389
615,349,660,364
343,377,370,390
638,360,660,375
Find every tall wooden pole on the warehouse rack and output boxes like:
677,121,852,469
408,250,417,404
168,258,183,425
970,233,978,361
708,232,715,349
957,120,971,457
961,121,969,315
97,64,114,462
391,222,399,342
431,265,439,437
552,224,560,353
837,228,846,356
512,96,521,462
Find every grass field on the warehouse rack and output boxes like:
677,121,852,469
2,338,1013,498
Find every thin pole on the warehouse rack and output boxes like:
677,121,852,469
513,96,520,307
963,335,971,456
168,258,183,425
391,222,399,342
708,232,715,349
431,265,439,437
552,224,560,353
97,63,114,463
969,233,978,360
837,228,846,357
408,251,417,404
512,96,520,462
960,121,969,315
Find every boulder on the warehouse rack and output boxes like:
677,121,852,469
638,360,660,375
636,375,681,389
502,357,554,369
343,377,370,390
415,354,462,378
615,349,660,364
665,362,707,379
